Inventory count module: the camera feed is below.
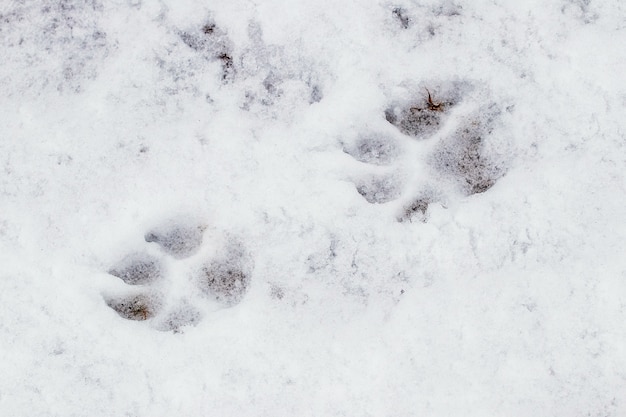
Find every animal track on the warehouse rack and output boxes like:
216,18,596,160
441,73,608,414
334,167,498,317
343,135,399,165
103,219,253,332
198,240,253,305
105,292,162,321
108,253,162,285
346,81,509,217
430,104,506,195
385,82,466,138
145,220,205,259
200,263,250,305
156,301,202,333
356,175,402,204
398,189,439,223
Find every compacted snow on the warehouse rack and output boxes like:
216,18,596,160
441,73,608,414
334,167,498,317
1,0,626,416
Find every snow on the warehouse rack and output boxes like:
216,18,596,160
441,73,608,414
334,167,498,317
1,0,626,416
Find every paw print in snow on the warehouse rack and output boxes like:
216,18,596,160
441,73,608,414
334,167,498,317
345,80,510,222
103,219,253,332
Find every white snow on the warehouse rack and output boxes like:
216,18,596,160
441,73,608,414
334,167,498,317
1,0,626,416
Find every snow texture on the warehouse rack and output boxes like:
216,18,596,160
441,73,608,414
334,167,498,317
1,0,626,416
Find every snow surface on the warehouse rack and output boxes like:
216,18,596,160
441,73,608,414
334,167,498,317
1,0,626,416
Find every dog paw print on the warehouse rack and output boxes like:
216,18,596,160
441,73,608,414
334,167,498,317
345,81,510,221
103,219,253,332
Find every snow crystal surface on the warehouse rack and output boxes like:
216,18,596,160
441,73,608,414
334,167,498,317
1,0,626,416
